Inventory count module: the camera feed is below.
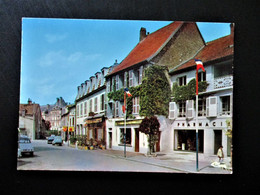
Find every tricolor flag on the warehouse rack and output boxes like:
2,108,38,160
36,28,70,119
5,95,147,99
195,59,205,72
124,88,132,97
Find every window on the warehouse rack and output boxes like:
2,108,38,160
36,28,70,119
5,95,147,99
120,128,131,145
124,72,128,87
77,105,79,117
84,102,87,115
94,97,98,112
107,79,111,93
214,63,232,78
178,76,186,86
80,103,83,116
116,75,119,90
198,71,206,82
89,99,93,113
100,94,105,111
220,96,231,115
115,101,119,117
198,98,207,116
178,101,186,117
129,70,133,87
139,66,143,84
132,96,140,114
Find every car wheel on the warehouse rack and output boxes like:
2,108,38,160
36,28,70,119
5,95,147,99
30,152,34,157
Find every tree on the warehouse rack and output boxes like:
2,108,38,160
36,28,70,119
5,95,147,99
139,65,171,117
139,116,160,155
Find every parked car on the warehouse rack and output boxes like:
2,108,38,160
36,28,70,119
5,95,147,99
47,135,55,144
52,136,63,146
18,135,34,156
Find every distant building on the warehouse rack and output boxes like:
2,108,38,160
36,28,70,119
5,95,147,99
19,98,42,140
41,97,67,133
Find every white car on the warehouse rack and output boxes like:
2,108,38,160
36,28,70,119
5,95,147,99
18,135,34,157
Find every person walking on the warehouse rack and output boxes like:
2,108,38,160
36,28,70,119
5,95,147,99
217,145,224,163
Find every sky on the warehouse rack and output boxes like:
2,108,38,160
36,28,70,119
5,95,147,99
20,18,231,106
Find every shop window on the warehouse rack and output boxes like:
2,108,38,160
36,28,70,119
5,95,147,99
175,130,204,152
120,128,131,145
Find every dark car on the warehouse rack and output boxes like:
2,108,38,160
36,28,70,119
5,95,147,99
47,135,55,144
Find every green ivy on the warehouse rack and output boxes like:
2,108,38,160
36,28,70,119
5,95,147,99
172,78,208,102
139,65,171,117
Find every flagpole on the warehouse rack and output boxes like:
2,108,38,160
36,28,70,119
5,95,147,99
124,92,126,158
196,65,199,172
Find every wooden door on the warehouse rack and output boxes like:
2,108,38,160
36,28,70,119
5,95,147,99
135,129,139,152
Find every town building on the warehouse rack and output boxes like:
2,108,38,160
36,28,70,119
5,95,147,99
167,24,234,157
41,97,67,133
18,98,42,140
75,62,117,146
60,103,76,141
105,21,206,153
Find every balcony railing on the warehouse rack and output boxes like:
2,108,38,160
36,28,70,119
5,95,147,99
214,75,233,89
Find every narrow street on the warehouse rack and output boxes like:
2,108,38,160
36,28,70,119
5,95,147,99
17,140,181,172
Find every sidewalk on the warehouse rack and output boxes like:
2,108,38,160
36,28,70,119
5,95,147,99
91,148,232,174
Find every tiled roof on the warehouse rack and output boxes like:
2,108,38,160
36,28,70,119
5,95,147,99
172,34,234,73
19,104,40,115
108,21,184,76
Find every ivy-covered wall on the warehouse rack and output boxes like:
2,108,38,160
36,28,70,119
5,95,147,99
107,65,171,118
171,78,209,102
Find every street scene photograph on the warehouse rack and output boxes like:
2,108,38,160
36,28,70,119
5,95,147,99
18,18,234,174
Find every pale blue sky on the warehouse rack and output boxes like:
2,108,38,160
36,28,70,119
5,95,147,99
20,18,231,105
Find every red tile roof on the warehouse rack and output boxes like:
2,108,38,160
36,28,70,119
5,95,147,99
108,21,184,76
172,34,234,72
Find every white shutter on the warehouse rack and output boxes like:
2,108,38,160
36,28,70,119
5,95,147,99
206,96,218,117
169,102,177,119
186,100,194,119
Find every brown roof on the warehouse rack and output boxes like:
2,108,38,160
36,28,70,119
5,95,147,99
108,21,184,76
172,34,234,73
19,104,40,116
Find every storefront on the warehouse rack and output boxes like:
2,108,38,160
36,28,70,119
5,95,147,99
174,129,204,152
84,114,106,145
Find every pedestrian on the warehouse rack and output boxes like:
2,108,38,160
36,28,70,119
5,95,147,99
217,145,224,163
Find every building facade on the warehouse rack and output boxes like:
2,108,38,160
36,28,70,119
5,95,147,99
19,99,42,140
167,24,234,157
105,21,207,154
75,64,117,146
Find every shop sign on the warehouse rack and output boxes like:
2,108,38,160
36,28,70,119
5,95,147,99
85,117,103,125
63,126,68,132
115,119,142,126
68,126,74,132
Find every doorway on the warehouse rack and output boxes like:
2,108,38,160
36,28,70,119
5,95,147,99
214,130,222,154
109,132,112,149
135,129,139,152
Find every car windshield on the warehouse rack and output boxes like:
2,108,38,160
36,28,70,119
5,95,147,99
19,138,31,143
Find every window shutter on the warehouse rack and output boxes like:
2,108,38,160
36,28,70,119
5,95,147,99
186,100,194,118
206,96,218,117
169,102,177,119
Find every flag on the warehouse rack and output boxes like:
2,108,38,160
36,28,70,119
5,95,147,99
124,88,132,97
195,59,205,72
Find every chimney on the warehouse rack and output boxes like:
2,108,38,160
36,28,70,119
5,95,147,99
28,98,32,105
230,23,234,39
140,27,147,42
